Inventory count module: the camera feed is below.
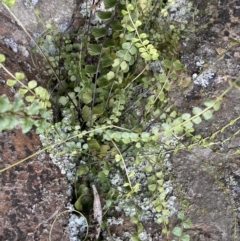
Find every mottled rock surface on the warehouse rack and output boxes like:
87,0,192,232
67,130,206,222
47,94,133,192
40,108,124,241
1,0,240,240
0,0,75,240
0,130,70,241
168,0,240,240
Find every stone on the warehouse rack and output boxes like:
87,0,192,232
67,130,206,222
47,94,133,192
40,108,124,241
0,0,76,240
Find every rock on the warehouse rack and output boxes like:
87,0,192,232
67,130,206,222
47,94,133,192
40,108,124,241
0,130,70,241
0,0,76,240
168,0,240,240
170,148,236,241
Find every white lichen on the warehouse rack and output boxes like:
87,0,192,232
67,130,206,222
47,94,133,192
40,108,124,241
68,213,87,241
159,0,192,24
4,38,18,53
24,0,38,8
193,68,216,87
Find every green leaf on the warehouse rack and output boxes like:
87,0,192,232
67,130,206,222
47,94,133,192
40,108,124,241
130,215,139,224
5,115,18,129
97,76,110,88
148,184,157,192
213,101,221,111
172,227,182,237
34,86,50,100
163,59,172,69
156,171,163,178
0,116,7,131
149,49,157,55
98,171,107,180
125,33,134,41
12,94,24,112
139,33,147,39
88,139,101,150
76,166,89,176
128,170,135,178
202,110,213,120
123,53,132,62
173,60,183,70
181,113,191,120
192,107,202,115
0,95,12,113
6,79,17,87
183,120,193,129
19,88,28,95
140,52,151,60
203,99,214,108
135,42,142,48
181,235,190,241
104,0,117,9
182,200,189,208
139,47,146,53
121,131,130,139
159,192,166,200
129,133,139,142
121,9,128,15
97,10,112,19
127,4,134,11
21,117,34,133
129,46,137,55
177,211,185,220
135,142,141,148
82,90,92,104
28,80,37,89
112,58,120,67
25,101,40,115
115,154,121,162
152,53,159,60
144,165,153,172
135,20,142,27
15,72,25,80
82,105,91,122
91,27,106,39
59,96,68,106
70,75,76,81
183,218,191,228
85,65,97,74
110,20,123,31
162,123,171,131
192,116,202,124
120,61,128,71
74,196,83,211
103,38,116,48
141,132,151,142
116,50,126,58
40,109,52,119
87,44,102,55
132,37,140,43
101,54,113,67
93,104,103,115
35,119,49,134
122,42,131,50
2,0,15,7
0,54,6,62
162,209,169,216
25,95,35,102
106,71,114,80
142,40,149,45
126,25,135,32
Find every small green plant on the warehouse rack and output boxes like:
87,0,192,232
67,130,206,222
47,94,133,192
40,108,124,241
171,200,191,241
0,54,52,133
1,0,237,240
